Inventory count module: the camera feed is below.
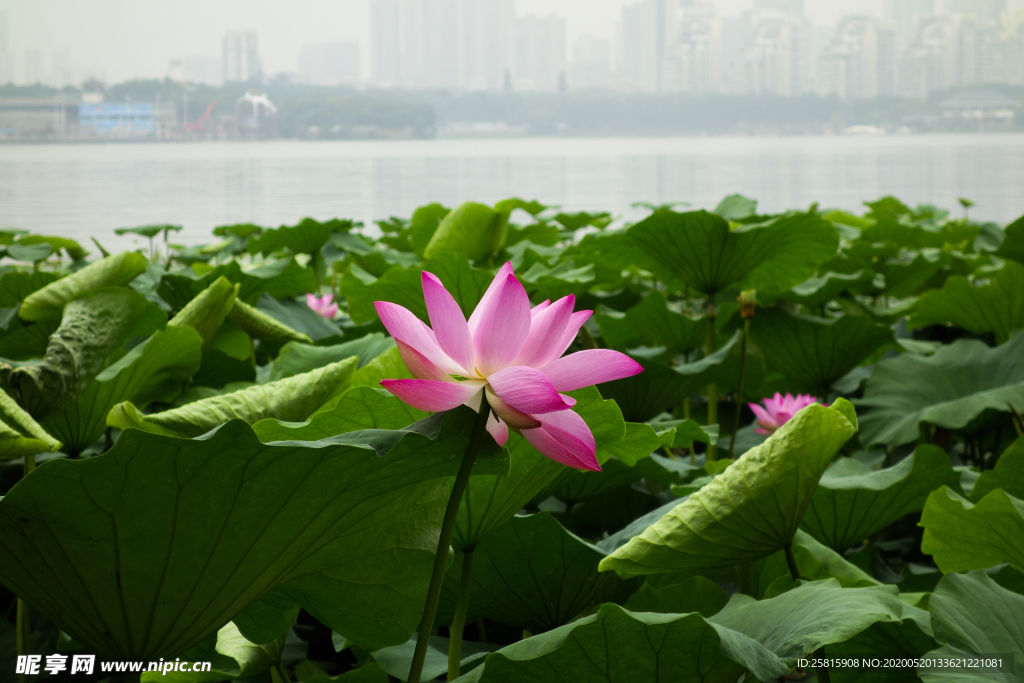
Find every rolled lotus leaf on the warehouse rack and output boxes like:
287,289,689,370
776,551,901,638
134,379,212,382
107,356,358,438
0,389,61,459
599,399,858,577
228,298,312,344
18,251,148,321
167,276,240,344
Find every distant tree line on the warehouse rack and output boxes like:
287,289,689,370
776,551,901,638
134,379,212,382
2,79,1020,137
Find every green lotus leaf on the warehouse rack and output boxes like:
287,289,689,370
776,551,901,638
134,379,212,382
919,571,1024,683
779,270,873,308
140,622,280,682
454,581,901,683
423,201,509,262
909,260,1024,344
231,590,301,646
879,249,949,298
623,576,728,617
41,326,203,454
595,290,705,355
857,332,1024,447
826,601,937,683
600,400,857,577
372,635,495,682
6,243,53,263
168,276,240,344
995,213,1024,265
802,446,961,551
108,357,357,438
972,436,1024,501
266,334,394,383
451,386,625,554
227,298,311,345
255,294,340,342
252,386,425,442
0,318,59,360
341,252,493,325
438,512,629,634
0,270,60,308
247,218,349,257
158,258,315,311
548,432,663,507
18,235,89,261
0,407,507,660
626,209,839,295
115,223,182,240
0,388,61,459
552,210,612,231
750,308,895,395
599,330,763,423
713,193,758,221
18,252,148,321
710,580,902,668
452,604,759,683
7,287,154,419
920,486,1024,573
377,203,450,257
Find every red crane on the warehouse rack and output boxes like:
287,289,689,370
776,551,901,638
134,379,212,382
184,101,216,132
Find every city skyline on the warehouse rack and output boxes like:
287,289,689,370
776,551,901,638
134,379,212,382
1,0,1023,99
2,0,896,84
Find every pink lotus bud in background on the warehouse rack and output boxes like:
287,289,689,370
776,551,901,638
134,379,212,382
307,292,338,319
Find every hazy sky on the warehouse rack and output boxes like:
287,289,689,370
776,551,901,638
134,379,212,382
2,0,901,83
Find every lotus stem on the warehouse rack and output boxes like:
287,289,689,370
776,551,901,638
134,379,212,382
448,549,475,681
729,318,750,460
16,600,30,683
706,301,718,460
17,452,36,682
683,398,695,464
784,543,802,582
271,663,292,683
408,394,492,683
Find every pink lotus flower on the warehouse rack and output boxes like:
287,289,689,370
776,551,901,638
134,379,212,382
374,262,643,471
749,393,821,435
307,293,338,319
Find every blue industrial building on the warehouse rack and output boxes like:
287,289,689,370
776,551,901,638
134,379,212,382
78,103,155,135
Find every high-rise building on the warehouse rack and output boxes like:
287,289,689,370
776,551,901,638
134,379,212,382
0,11,13,86
818,17,897,98
52,51,73,88
371,0,401,85
887,0,935,49
513,14,567,90
460,0,515,91
620,0,659,91
899,15,958,97
299,42,360,85
661,7,723,93
400,0,460,88
569,35,612,89
943,0,1007,20
741,11,809,96
223,31,261,83
753,0,804,13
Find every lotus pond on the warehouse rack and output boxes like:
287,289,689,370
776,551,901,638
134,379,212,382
1,195,1023,683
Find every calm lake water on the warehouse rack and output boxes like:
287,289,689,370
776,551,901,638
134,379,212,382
2,135,1023,247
